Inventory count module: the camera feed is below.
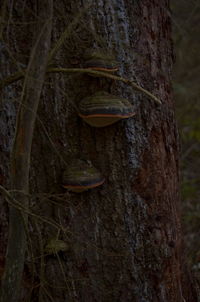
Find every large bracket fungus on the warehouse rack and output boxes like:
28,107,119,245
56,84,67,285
62,159,105,193
78,91,135,127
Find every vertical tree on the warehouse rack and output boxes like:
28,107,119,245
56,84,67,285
0,0,198,301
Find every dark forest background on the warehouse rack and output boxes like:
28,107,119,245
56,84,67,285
173,0,200,272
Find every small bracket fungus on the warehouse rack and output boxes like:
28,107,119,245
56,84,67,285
62,159,105,193
78,91,135,127
45,239,69,255
83,50,118,73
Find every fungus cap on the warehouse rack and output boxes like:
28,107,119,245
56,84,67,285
78,91,135,127
62,160,105,193
84,58,118,72
83,50,118,73
45,239,69,255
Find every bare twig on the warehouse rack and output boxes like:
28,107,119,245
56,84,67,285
0,185,127,258
0,185,62,230
0,67,161,104
48,67,162,104
0,70,25,88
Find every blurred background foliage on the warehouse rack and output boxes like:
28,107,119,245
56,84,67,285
172,0,200,269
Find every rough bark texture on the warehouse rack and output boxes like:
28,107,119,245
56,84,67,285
0,0,198,301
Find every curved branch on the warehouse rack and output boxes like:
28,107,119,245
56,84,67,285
0,70,25,89
0,2,53,302
0,68,161,105
48,68,162,104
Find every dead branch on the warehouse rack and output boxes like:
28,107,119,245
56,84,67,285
0,67,161,104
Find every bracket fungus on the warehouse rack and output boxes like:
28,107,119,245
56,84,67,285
78,91,135,127
83,50,118,73
45,239,69,255
62,159,105,193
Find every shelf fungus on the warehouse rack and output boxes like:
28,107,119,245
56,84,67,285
62,160,105,193
45,239,69,255
83,50,118,73
78,91,135,127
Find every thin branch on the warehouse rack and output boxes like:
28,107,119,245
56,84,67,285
48,67,162,104
0,185,127,258
0,70,25,88
0,67,161,104
0,2,53,301
0,185,61,230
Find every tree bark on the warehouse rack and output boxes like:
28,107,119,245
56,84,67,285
0,0,198,301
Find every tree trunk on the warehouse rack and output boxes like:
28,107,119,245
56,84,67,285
0,0,198,301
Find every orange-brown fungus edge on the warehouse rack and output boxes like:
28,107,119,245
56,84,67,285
79,112,136,118
63,178,105,190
